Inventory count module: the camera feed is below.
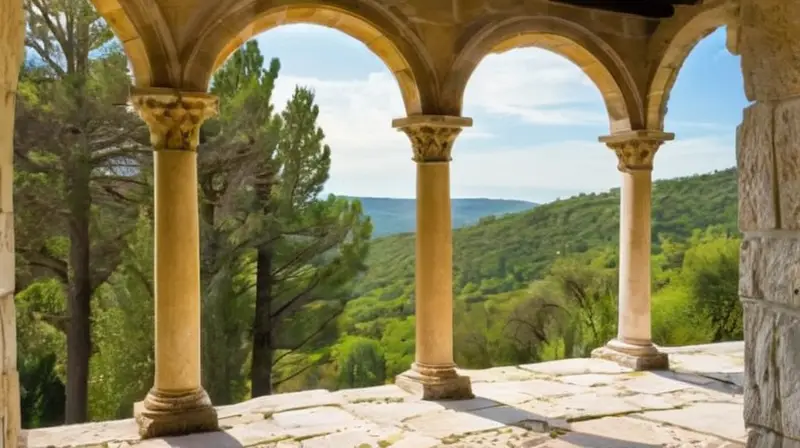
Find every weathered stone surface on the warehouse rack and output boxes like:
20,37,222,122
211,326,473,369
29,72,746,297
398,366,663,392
746,427,800,448
776,98,800,230
738,0,800,101
737,102,777,231
216,389,343,419
743,302,800,441
617,371,698,395
638,402,748,442
23,342,749,448
25,419,140,447
739,235,800,308
345,399,445,425
402,409,505,439
520,358,632,376
565,416,738,447
457,366,540,383
557,373,621,387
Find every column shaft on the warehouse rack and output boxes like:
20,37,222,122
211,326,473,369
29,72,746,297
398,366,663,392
415,162,454,367
617,169,653,346
131,88,219,438
591,131,672,371
1,0,25,446
392,115,473,400
153,150,202,391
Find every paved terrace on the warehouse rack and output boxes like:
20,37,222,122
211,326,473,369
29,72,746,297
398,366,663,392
24,342,746,448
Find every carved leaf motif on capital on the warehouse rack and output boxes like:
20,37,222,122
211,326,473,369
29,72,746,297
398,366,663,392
608,139,664,172
400,125,463,163
132,94,218,152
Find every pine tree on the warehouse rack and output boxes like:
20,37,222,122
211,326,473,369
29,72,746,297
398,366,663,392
199,41,372,398
15,0,149,422
197,40,282,404
248,86,372,397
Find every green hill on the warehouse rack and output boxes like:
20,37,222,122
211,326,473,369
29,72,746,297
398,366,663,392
353,168,738,298
350,197,537,237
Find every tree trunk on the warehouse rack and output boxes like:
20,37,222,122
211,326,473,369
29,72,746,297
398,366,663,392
251,247,274,397
65,158,91,424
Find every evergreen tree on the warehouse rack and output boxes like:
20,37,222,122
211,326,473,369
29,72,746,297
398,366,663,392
15,0,149,423
197,40,281,404
247,86,372,397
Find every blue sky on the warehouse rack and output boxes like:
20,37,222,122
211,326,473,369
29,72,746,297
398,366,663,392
254,26,746,203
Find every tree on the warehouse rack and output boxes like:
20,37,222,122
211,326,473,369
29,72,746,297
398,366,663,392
15,0,148,422
335,337,386,389
679,227,742,341
195,41,281,404
88,208,155,420
246,86,372,396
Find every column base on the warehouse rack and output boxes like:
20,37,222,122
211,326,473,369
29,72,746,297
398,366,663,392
134,387,219,439
591,339,669,371
395,362,474,400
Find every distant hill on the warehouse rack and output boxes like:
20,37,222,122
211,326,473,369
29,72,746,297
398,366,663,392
353,168,738,298
349,197,538,237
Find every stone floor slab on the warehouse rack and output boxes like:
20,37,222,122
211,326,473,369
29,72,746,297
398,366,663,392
636,402,748,442
457,366,541,383
23,342,746,448
520,358,633,376
402,409,506,439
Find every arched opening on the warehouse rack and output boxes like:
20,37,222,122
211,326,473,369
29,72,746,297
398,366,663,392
645,4,732,130
182,4,433,115
450,41,622,369
191,23,419,402
647,21,746,373
445,18,641,132
89,0,155,87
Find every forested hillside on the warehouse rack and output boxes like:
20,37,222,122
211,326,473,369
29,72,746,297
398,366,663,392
284,167,741,392
352,197,537,236
356,168,737,299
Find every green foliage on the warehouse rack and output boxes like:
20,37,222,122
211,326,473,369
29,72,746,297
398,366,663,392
88,209,155,420
356,169,737,299
15,279,67,428
335,337,386,389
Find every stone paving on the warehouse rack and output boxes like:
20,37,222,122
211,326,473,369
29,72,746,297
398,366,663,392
23,342,746,448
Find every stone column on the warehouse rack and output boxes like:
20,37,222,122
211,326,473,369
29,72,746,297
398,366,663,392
392,115,473,400
729,1,800,446
1,1,25,447
130,88,219,438
592,130,673,371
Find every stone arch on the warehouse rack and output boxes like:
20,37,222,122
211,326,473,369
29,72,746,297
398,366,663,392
444,16,641,133
181,2,436,115
645,3,732,130
90,0,178,88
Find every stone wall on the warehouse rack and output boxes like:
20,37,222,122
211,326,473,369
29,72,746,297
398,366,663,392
737,2,800,446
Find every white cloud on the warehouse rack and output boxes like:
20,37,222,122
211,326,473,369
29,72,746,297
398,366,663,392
266,45,736,201
463,50,607,125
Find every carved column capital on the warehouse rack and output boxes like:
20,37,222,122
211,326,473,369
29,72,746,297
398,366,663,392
393,115,472,163
130,88,218,152
600,130,674,172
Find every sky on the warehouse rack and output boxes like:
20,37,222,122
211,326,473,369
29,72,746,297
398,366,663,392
253,25,747,203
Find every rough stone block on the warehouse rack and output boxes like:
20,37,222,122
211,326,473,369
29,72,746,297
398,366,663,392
776,98,800,230
747,427,800,448
590,345,669,371
0,212,13,296
743,302,800,441
739,235,800,308
738,102,778,231
395,369,473,401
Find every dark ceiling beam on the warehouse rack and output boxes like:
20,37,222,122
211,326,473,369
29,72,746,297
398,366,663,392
551,0,700,18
